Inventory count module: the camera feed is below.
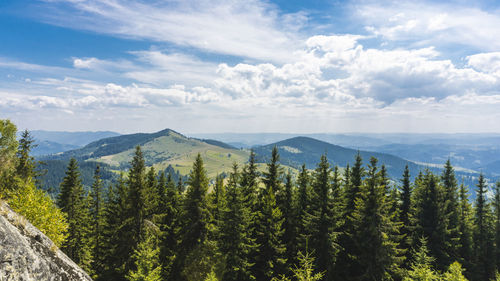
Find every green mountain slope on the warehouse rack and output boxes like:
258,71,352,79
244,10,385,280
40,129,251,182
253,136,433,179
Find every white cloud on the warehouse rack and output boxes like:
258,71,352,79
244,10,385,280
3,30,500,132
73,57,100,69
355,1,500,52
37,0,306,63
467,52,500,75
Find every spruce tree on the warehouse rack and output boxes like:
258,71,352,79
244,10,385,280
90,165,106,279
127,229,162,281
473,173,495,280
173,153,212,281
412,171,449,271
494,182,500,273
58,158,93,273
15,130,36,181
282,172,297,271
296,164,312,254
210,174,226,228
144,166,160,219
441,160,461,263
219,164,255,281
254,147,286,280
116,146,149,277
352,157,402,280
157,172,181,280
404,238,439,281
336,154,364,280
100,174,128,281
400,165,413,268
457,182,473,277
303,155,338,279
241,150,259,210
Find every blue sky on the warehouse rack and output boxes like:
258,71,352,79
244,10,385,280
1,0,500,133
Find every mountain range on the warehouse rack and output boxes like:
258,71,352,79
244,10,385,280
34,128,485,195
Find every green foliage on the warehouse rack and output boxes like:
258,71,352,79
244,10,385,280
412,171,449,271
90,165,106,279
8,178,68,247
219,164,255,281
441,160,461,263
457,183,474,275
0,119,18,194
272,251,324,281
442,262,468,281
303,154,339,279
156,172,180,280
174,153,213,281
400,165,414,268
254,147,286,280
296,164,312,254
472,173,495,280
16,130,37,181
403,238,440,281
493,182,500,271
126,230,162,281
57,158,93,271
352,157,402,280
204,270,219,281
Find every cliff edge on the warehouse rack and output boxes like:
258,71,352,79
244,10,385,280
0,201,92,281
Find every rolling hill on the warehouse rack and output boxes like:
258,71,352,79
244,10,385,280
253,136,441,180
38,129,252,191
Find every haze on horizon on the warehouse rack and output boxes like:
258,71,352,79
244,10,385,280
1,0,500,134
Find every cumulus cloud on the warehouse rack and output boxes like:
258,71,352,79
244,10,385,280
467,52,500,75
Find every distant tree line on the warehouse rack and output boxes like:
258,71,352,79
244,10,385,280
3,118,500,281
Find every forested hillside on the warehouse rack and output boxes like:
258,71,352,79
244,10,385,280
3,119,500,281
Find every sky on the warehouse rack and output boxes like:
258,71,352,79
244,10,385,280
1,0,500,134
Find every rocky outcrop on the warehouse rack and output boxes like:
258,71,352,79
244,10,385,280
0,201,92,281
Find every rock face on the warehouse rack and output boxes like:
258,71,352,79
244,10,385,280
0,201,92,281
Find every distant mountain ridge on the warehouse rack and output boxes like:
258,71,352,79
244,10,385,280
253,136,426,179
30,130,120,147
37,129,484,195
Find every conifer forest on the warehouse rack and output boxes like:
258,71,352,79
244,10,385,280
3,119,500,281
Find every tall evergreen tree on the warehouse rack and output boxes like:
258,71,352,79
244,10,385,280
254,147,286,280
127,229,162,281
441,160,461,263
337,154,364,280
173,153,212,281
210,174,226,228
296,164,312,254
400,165,413,268
15,130,37,181
116,146,149,277
494,182,500,273
157,172,181,280
219,164,255,281
58,158,93,273
304,154,339,280
457,182,473,277
144,166,160,219
352,157,402,280
282,172,297,271
100,174,129,281
473,173,495,280
403,238,439,281
90,165,106,279
412,171,449,271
